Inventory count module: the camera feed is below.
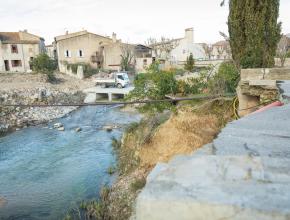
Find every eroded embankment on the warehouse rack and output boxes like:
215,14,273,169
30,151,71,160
102,99,234,220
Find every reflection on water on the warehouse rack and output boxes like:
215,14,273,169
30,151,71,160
0,106,140,220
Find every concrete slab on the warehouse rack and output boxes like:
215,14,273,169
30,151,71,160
83,86,134,95
135,104,290,220
84,93,96,104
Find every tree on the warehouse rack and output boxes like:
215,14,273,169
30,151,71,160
146,37,179,60
225,0,281,69
202,44,213,60
120,44,135,71
276,35,289,67
30,53,57,81
209,61,239,95
184,53,195,72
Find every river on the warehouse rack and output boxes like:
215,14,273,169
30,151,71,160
0,106,141,220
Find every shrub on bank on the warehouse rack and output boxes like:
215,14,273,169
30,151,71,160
127,63,179,112
208,61,239,95
30,53,57,82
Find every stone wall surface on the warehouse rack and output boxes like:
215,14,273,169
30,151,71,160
135,103,290,220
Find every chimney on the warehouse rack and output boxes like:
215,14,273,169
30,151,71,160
185,28,194,44
65,31,69,35
112,32,117,43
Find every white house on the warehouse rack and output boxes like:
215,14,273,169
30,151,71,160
151,28,207,69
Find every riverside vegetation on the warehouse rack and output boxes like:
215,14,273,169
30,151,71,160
63,60,239,220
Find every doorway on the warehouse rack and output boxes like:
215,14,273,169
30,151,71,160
4,60,10,71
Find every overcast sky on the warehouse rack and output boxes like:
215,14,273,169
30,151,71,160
1,0,290,45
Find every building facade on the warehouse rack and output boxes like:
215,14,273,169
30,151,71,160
55,30,113,74
0,30,45,72
151,28,207,69
55,30,152,74
45,42,57,60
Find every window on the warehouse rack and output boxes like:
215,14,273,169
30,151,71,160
11,45,18,54
79,50,84,57
117,75,124,80
11,60,22,67
143,59,148,65
65,50,71,58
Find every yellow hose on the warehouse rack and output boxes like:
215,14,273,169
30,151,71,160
233,96,240,120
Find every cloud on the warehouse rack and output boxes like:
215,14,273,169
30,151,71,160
0,0,289,44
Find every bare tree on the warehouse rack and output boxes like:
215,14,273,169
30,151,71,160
276,35,289,67
146,37,179,60
202,44,213,60
120,43,135,71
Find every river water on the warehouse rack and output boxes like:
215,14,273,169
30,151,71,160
0,106,140,220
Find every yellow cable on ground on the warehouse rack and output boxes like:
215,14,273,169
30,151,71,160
233,96,240,120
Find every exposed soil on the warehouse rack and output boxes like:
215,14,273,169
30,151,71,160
104,99,234,220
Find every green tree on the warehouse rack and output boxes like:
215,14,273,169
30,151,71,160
127,63,178,112
30,53,57,81
209,61,239,95
225,0,281,68
184,53,195,72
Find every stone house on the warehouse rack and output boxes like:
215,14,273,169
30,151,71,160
211,40,232,60
55,30,113,75
0,30,45,72
55,30,152,75
103,42,153,72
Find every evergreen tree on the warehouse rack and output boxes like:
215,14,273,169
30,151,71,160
185,53,195,72
227,0,281,68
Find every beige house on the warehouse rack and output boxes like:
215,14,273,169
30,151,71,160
0,30,45,72
55,30,152,74
211,40,232,60
103,42,153,72
55,30,114,74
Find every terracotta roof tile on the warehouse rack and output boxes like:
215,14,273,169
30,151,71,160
0,32,20,42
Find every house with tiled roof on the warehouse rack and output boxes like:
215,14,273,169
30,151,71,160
0,30,45,72
55,30,114,74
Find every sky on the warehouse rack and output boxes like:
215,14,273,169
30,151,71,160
1,0,290,45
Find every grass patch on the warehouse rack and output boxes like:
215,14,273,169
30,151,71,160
131,178,146,192
107,166,116,175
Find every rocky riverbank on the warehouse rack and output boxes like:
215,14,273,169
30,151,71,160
0,73,92,135
0,89,85,134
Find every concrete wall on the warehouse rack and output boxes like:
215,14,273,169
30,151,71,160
241,68,290,81
103,42,123,71
135,57,153,73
